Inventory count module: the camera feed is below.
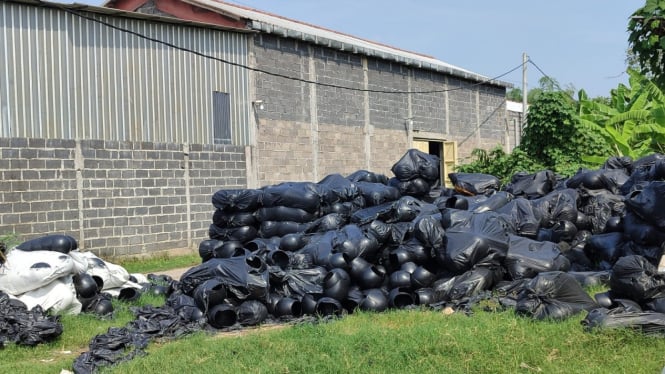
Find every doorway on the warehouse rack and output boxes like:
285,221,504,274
412,139,457,187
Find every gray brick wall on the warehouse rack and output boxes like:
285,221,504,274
314,48,365,127
254,34,312,123
0,138,78,237
411,70,446,134
367,59,410,130
252,33,509,185
447,77,477,139
0,138,246,258
189,143,247,242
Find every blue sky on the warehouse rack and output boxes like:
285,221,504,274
61,0,644,97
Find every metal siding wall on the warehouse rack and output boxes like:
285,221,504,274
0,2,251,144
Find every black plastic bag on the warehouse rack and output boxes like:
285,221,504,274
208,224,258,243
504,235,570,280
469,191,514,213
531,188,579,228
583,232,626,266
0,292,63,346
515,271,597,320
567,270,611,288
577,188,625,234
15,234,78,253
412,214,445,249
260,182,324,213
503,170,557,199
259,221,312,238
448,172,500,196
73,327,149,374
392,196,439,223
318,173,361,205
582,307,665,335
394,177,432,197
622,211,665,246
391,148,440,182
347,169,389,184
306,213,347,233
256,206,318,223
390,238,430,266
610,255,665,302
192,279,227,313
179,256,269,302
237,300,268,326
625,181,665,230
295,232,336,269
355,181,401,206
272,266,327,297
212,210,258,228
350,201,395,225
329,224,366,259
602,156,633,171
495,198,542,237
212,189,263,212
446,266,503,302
437,211,510,273
566,168,629,194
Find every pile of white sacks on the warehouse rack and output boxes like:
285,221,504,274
0,234,146,315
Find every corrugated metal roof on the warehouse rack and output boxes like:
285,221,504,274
7,0,253,32
185,0,511,88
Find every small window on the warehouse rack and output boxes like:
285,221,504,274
213,91,231,144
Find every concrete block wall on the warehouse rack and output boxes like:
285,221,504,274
317,123,366,178
189,143,248,242
256,121,315,185
252,34,509,187
370,127,410,177
0,138,246,258
367,59,410,130
411,69,447,134
0,138,79,236
447,77,477,141
315,50,365,127
254,34,311,123
477,87,509,151
79,140,189,258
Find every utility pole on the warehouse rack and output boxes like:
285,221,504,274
521,52,528,145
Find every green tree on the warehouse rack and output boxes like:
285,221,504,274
521,90,610,176
506,88,523,102
628,0,665,88
578,69,665,164
527,77,575,103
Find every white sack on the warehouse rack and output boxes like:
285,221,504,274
16,276,82,315
69,251,130,290
0,249,75,295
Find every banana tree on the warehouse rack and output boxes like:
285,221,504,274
578,69,665,164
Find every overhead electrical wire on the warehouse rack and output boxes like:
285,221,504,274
51,2,525,95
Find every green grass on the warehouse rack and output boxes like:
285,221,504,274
104,308,665,374
113,252,200,274
0,294,166,374
3,250,665,374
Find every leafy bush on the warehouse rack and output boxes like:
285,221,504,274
456,147,545,183
521,91,610,174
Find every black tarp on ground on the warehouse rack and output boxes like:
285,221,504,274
0,291,63,346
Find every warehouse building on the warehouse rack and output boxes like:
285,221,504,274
0,0,512,257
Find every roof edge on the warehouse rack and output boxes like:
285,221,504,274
250,19,511,88
9,0,252,33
